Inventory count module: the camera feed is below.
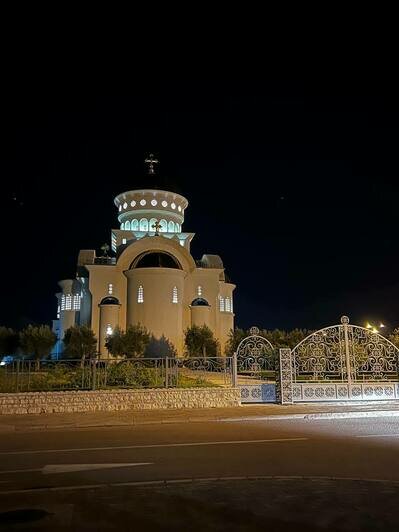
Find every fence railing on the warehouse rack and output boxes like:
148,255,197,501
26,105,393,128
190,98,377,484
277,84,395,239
0,357,234,393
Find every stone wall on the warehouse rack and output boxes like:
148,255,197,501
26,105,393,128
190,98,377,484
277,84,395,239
0,388,240,415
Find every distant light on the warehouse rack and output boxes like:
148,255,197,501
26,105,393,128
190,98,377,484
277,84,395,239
106,325,113,336
372,327,378,333
366,323,372,329
379,323,385,328
0,361,5,366
171,202,176,210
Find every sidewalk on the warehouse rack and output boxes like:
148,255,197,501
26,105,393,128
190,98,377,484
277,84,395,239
2,402,399,433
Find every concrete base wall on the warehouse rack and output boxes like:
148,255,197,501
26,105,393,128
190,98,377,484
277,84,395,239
0,388,241,415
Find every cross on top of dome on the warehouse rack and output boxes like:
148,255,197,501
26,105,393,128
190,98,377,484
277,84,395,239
144,154,159,175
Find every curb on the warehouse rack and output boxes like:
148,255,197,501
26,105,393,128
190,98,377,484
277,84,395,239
2,408,399,432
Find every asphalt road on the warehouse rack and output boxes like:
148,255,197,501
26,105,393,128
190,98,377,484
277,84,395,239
1,416,399,492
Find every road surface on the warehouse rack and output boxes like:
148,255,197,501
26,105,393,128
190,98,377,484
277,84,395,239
1,416,399,529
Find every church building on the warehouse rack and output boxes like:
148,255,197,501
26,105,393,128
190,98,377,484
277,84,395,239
53,158,235,356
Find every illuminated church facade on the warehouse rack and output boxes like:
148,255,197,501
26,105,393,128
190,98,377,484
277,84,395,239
53,164,235,356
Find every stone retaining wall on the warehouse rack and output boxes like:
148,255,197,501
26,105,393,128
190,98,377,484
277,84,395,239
0,388,241,415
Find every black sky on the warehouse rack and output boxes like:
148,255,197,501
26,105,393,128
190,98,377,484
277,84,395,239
1,77,398,332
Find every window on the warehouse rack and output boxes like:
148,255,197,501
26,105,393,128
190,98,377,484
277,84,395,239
162,200,168,207
168,221,175,232
130,200,136,207
57,305,60,318
123,202,127,209
121,222,125,230
159,219,167,232
178,205,182,212
65,294,72,310
73,294,81,310
140,199,146,206
137,285,144,303
122,238,127,244
149,218,157,232
106,324,113,336
197,285,202,296
219,296,225,312
61,295,66,311
175,223,180,232
108,283,113,295
171,202,176,210
118,205,122,212
225,297,231,313
172,286,178,303
139,218,149,231
131,219,138,230
151,199,157,206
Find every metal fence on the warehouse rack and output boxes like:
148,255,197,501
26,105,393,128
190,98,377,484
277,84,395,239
0,357,234,393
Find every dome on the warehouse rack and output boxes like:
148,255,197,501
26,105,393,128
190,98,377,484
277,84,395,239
100,296,120,305
191,298,210,306
132,251,182,269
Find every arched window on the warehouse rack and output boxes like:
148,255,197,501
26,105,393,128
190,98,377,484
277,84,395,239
149,218,157,232
168,220,175,232
172,286,178,303
219,296,225,312
131,219,138,230
137,285,144,303
175,223,181,232
125,220,130,230
139,218,148,232
121,222,125,230
159,219,167,232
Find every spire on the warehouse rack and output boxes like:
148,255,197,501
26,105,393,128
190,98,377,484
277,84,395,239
144,154,159,175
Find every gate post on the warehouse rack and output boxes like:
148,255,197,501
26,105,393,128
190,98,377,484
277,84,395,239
232,352,238,387
279,348,293,404
341,315,352,385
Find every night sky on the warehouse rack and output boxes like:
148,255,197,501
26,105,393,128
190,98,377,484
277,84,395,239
1,78,398,332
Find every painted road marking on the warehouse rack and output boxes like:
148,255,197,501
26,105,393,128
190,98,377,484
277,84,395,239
42,463,153,474
0,463,152,475
356,433,399,438
0,438,308,456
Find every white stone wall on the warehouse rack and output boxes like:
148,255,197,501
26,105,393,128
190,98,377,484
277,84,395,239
0,388,240,415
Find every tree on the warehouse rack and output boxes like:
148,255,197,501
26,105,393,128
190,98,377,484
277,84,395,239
19,325,57,369
145,335,177,358
105,324,150,358
224,327,247,356
0,327,19,357
63,325,97,365
184,325,219,357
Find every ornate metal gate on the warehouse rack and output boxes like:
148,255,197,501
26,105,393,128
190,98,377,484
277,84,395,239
288,316,399,402
236,326,277,403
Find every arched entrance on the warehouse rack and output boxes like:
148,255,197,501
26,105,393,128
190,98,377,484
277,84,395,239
284,316,399,403
235,326,277,403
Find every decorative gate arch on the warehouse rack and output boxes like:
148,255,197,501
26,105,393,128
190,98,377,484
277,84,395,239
236,326,277,403
236,326,275,372
287,316,399,402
